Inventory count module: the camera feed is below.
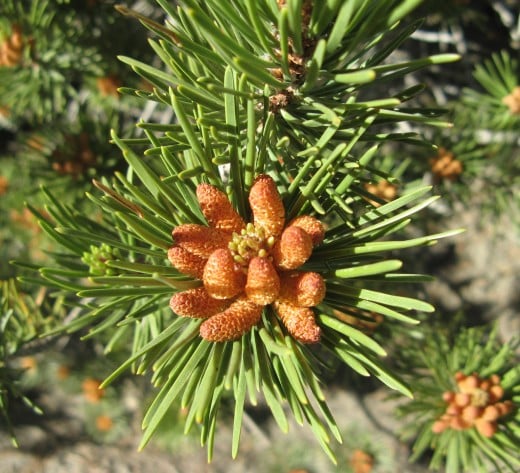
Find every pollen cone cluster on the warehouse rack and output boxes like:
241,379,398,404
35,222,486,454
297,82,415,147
432,372,514,438
429,147,463,181
364,180,397,207
502,86,520,115
168,175,326,343
0,25,25,67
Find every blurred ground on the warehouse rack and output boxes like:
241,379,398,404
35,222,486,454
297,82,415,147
0,388,429,473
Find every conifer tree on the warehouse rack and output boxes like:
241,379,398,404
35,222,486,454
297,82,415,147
1,1,518,471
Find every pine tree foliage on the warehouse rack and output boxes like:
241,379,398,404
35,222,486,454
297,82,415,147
0,1,159,273
402,49,520,216
13,0,470,462
1,3,519,470
0,279,63,446
396,326,519,473
0,0,151,123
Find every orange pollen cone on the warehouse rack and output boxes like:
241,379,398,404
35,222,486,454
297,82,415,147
170,287,231,318
274,301,321,344
172,224,231,258
245,257,280,305
287,215,325,246
488,385,504,403
454,392,471,407
432,420,448,434
249,174,285,238
475,419,497,438
462,405,482,422
481,405,500,422
167,246,207,279
272,226,313,270
279,271,325,307
196,183,245,233
199,298,263,342
203,248,245,299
